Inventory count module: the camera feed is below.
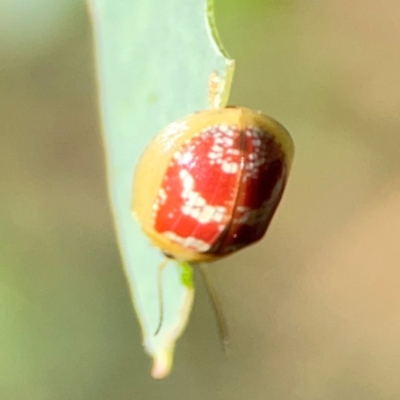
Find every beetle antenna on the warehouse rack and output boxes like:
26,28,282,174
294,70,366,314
154,259,169,336
197,263,229,350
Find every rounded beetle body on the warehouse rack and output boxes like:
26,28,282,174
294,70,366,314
132,106,294,263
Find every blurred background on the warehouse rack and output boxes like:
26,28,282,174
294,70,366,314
1,0,400,398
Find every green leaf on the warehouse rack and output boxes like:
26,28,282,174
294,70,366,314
88,0,234,378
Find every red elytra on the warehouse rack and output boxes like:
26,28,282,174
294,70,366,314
132,107,294,263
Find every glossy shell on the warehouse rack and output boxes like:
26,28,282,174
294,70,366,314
132,107,294,262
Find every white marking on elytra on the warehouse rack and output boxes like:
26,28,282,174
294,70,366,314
152,187,167,219
178,169,228,226
160,120,189,151
241,126,271,180
246,162,255,170
211,145,223,152
200,123,272,180
223,137,234,147
163,231,210,252
179,169,195,198
158,188,167,204
208,152,219,159
172,150,193,165
222,161,239,174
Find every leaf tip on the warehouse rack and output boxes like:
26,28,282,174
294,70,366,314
151,347,174,379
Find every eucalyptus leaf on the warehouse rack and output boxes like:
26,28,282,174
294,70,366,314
88,0,233,378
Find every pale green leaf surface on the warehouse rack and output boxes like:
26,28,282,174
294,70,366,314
88,0,234,378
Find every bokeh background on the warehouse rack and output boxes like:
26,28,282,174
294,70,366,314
1,0,400,398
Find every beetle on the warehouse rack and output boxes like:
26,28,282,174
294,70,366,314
132,106,294,262
132,106,294,338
